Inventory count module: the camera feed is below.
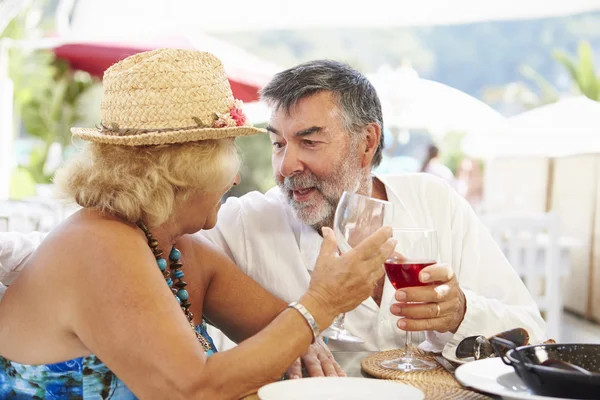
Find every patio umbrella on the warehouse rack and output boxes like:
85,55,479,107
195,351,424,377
53,33,281,102
367,65,506,136
462,96,600,158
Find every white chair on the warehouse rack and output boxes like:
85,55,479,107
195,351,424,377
481,212,562,341
0,198,80,233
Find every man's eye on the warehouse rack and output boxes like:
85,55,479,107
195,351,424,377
272,142,284,149
303,140,318,147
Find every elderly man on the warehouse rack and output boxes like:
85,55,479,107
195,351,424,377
0,60,545,361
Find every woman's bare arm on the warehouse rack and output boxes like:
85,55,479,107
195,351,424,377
193,235,287,344
64,221,334,399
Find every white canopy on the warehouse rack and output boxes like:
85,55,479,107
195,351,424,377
65,0,600,34
462,96,600,158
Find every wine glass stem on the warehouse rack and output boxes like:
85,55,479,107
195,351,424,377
405,330,413,358
335,313,346,329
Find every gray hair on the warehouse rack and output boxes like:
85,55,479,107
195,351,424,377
259,60,385,167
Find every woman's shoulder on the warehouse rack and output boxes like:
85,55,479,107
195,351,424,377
46,210,143,253
35,210,149,279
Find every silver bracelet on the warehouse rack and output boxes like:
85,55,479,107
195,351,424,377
288,301,320,343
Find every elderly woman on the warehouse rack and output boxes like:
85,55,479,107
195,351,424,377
0,49,394,399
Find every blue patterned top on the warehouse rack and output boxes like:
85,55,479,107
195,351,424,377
0,322,217,399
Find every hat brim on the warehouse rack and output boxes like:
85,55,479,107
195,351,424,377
71,125,266,146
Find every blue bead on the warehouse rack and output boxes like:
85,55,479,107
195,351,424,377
173,270,184,279
176,289,189,301
175,296,181,305
166,278,173,287
169,248,181,261
206,349,214,356
157,258,167,271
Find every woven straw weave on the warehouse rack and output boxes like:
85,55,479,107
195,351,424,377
361,349,494,400
72,48,265,146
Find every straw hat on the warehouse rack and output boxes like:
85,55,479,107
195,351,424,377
72,48,266,146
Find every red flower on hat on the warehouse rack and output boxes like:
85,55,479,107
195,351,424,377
214,100,247,128
230,106,247,127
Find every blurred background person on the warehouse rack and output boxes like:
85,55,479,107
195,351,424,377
420,144,455,186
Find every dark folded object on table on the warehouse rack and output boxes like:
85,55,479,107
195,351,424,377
456,327,531,360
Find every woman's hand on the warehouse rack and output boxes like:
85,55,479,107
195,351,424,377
286,338,345,379
305,226,395,321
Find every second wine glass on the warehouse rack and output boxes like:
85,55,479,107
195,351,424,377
320,191,394,343
380,228,438,371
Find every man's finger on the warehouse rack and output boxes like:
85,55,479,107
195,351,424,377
287,358,302,379
302,354,324,377
396,284,452,303
317,352,339,377
332,359,346,377
398,316,450,332
419,263,454,284
390,300,453,319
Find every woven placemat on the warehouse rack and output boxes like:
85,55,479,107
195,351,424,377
361,349,494,400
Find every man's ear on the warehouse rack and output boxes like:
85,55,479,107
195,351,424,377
360,122,381,168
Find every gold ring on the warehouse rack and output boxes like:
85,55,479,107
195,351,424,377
436,304,441,317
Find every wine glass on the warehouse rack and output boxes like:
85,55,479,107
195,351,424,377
380,228,438,371
321,191,394,343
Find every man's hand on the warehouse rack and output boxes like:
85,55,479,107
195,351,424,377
286,338,346,379
390,263,466,333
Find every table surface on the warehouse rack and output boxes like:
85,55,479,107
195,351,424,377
243,351,496,400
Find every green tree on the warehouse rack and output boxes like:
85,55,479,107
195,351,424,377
19,58,94,183
226,131,275,199
482,39,600,113
2,5,94,187
553,40,600,101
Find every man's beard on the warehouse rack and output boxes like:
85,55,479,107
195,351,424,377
277,155,364,230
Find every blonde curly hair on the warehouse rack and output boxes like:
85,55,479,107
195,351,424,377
54,139,239,227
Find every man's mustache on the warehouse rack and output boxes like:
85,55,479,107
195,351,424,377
280,175,321,192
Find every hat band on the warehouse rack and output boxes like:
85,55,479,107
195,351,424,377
97,118,214,137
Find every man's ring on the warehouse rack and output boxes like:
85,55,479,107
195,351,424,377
436,304,441,317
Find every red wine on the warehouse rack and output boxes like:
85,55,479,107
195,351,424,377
384,259,436,289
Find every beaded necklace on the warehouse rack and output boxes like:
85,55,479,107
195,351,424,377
137,221,213,353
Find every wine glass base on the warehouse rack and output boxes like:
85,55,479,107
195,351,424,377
321,326,365,343
380,357,437,372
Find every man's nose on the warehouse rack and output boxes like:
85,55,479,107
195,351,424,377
279,147,304,177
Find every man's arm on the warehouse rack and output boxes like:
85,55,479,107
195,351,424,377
438,181,547,353
0,231,47,287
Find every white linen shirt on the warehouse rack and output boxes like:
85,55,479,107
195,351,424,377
202,173,547,358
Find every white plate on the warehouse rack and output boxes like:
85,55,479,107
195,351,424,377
442,350,471,365
455,357,574,400
258,377,424,400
